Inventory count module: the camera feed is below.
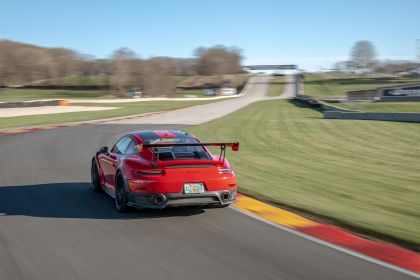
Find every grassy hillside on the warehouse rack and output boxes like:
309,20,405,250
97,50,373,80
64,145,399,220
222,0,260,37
329,102,420,113
267,76,285,96
172,76,187,85
304,73,420,98
34,75,109,86
187,100,420,248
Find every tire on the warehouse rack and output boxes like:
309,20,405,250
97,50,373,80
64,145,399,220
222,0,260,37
91,160,102,192
115,173,129,212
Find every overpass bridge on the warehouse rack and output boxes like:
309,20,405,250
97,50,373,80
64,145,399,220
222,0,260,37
243,65,297,70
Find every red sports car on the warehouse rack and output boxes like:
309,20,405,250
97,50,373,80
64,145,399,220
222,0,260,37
91,130,239,211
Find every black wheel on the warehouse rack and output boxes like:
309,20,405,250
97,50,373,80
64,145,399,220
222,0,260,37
91,160,102,192
115,173,128,212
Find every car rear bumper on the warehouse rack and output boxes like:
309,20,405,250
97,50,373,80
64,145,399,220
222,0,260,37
126,190,236,209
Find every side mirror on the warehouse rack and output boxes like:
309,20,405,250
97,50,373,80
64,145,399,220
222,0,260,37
100,146,109,153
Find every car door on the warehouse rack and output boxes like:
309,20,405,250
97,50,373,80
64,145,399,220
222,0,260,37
100,136,131,193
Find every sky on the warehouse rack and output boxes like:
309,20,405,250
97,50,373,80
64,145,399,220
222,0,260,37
2,0,420,70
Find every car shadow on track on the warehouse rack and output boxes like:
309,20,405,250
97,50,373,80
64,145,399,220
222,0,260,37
0,183,205,219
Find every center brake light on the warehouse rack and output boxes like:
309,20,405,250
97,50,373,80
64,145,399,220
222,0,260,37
135,170,164,176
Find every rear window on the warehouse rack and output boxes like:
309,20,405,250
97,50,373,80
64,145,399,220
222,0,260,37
147,138,211,160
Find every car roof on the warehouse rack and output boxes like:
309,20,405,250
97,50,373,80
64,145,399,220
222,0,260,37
132,130,193,142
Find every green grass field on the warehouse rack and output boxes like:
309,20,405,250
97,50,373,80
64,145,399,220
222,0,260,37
267,76,285,96
304,73,420,98
187,100,420,248
0,99,218,129
172,76,187,85
0,88,109,101
329,102,420,113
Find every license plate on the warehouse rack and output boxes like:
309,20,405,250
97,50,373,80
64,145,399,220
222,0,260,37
184,183,205,194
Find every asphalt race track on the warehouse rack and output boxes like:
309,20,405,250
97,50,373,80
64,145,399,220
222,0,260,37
0,90,417,279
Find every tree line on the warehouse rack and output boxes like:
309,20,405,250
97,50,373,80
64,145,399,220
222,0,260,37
0,40,244,96
334,40,420,74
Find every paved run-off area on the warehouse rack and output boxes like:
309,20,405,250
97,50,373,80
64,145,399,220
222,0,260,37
0,105,118,118
0,76,417,280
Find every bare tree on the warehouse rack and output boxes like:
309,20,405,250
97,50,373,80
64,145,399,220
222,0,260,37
351,41,376,72
110,48,138,96
194,45,243,75
141,58,176,97
0,40,244,94
49,48,78,78
0,40,83,86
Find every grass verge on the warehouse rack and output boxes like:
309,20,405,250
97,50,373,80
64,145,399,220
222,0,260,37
187,99,420,249
267,77,285,96
175,90,205,98
0,99,218,129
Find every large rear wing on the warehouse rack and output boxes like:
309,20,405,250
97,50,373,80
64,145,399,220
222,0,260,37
142,142,239,166
143,142,239,151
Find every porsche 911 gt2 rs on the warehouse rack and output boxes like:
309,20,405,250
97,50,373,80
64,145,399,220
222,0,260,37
91,130,239,211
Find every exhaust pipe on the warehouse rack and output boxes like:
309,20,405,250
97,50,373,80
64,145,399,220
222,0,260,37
152,194,167,206
220,191,230,202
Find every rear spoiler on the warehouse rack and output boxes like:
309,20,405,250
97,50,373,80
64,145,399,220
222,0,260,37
143,142,239,151
142,142,239,167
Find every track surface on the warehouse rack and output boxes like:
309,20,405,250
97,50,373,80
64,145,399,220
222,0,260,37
0,77,415,280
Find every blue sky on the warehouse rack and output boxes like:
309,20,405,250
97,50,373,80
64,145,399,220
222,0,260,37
2,0,419,70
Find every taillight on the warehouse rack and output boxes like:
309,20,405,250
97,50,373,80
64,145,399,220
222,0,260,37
134,170,164,176
219,168,233,174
